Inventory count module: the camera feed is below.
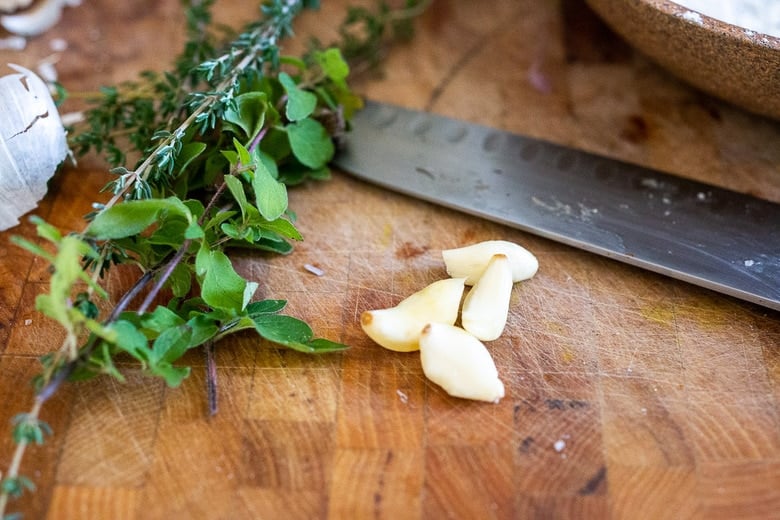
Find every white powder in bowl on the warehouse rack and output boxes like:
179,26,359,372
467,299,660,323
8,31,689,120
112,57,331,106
672,0,780,38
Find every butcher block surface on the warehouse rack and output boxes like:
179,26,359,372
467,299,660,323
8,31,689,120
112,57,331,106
1,1,780,518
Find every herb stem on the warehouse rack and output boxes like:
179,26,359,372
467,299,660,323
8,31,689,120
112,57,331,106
0,397,42,515
204,340,218,416
137,240,192,315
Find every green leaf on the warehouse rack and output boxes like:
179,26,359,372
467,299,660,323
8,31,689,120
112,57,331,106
279,72,317,121
12,414,51,445
286,118,334,169
35,236,95,328
253,216,302,241
315,48,350,84
223,91,268,140
150,362,190,387
250,311,347,354
195,242,211,277
29,215,63,243
176,142,207,176
152,325,193,364
251,148,279,178
1,475,35,499
148,219,189,247
246,299,287,315
228,236,294,255
234,138,252,167
184,221,204,239
87,198,192,240
251,313,313,349
167,262,192,298
224,174,253,222
204,209,237,232
110,320,151,363
186,313,219,349
11,235,55,263
200,250,257,313
252,159,288,221
305,338,349,352
141,306,185,334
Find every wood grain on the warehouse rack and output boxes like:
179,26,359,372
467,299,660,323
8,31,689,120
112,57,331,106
1,1,779,519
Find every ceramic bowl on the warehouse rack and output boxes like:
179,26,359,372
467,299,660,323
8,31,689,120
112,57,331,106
586,0,780,120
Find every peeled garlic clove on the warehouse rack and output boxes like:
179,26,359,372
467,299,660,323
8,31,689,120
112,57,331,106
360,277,465,352
442,240,538,285
419,322,505,403
461,254,513,341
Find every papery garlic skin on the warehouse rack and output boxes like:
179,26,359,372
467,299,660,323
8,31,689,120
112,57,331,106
419,323,505,403
442,240,538,285
0,64,68,231
360,277,465,352
461,254,513,341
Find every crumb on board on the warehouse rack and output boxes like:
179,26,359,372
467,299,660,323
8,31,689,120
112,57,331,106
303,263,325,276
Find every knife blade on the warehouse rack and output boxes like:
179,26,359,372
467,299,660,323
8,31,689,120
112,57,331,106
332,100,780,311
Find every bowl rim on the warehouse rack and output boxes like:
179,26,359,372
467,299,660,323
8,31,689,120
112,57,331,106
643,0,780,48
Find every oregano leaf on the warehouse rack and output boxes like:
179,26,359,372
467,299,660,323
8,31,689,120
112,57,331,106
200,250,257,313
252,159,288,221
224,92,268,140
279,71,317,121
87,198,192,240
286,118,334,169
251,313,313,347
315,48,349,84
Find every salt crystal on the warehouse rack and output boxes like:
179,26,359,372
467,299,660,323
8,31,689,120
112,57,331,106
396,389,409,404
49,38,68,52
553,439,566,452
744,259,755,267
680,11,704,24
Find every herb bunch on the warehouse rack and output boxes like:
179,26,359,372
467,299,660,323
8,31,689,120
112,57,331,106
0,0,430,516
1,0,358,515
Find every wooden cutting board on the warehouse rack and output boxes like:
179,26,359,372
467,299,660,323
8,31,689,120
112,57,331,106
1,1,779,518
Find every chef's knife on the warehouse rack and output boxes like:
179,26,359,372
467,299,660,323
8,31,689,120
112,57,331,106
332,100,780,312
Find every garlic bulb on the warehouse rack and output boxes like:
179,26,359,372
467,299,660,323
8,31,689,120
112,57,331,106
0,64,68,231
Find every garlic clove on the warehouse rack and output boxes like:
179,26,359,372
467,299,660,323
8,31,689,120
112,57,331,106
442,240,538,285
0,0,33,14
419,322,505,403
360,277,465,352
0,0,77,37
461,254,513,341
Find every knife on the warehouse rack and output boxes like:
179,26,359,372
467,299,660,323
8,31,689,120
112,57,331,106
332,100,780,312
